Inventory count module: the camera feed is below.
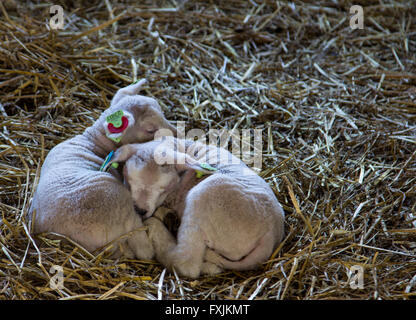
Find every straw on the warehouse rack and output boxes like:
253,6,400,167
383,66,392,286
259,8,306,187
0,0,415,300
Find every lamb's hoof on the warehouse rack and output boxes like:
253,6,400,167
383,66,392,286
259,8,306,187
169,253,201,279
174,264,200,279
201,262,223,276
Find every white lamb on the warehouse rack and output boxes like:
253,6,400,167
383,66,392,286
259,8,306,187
29,80,176,259
105,137,285,278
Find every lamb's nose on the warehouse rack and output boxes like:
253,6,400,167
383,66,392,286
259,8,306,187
134,205,147,216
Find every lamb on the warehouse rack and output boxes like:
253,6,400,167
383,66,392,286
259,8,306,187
29,80,176,259
105,136,285,278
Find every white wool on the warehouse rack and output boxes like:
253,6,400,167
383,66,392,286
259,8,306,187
29,81,175,259
115,138,285,278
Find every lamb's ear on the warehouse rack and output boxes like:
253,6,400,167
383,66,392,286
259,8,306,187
110,79,147,106
103,110,135,144
174,152,217,177
153,140,216,176
118,79,147,96
101,144,136,172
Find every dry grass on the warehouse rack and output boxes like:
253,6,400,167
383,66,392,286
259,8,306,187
0,0,415,300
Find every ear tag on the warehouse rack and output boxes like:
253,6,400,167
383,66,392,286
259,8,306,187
105,110,130,143
200,163,217,171
195,163,217,179
106,110,124,128
100,151,119,172
109,136,122,143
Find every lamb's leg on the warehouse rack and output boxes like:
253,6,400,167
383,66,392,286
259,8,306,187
125,214,154,260
118,242,135,259
166,217,208,279
200,261,223,275
146,215,222,276
145,214,206,279
201,249,224,275
144,216,177,264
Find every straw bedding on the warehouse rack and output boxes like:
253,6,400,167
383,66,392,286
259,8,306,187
0,0,415,300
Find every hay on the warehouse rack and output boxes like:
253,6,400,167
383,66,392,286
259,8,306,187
0,0,415,300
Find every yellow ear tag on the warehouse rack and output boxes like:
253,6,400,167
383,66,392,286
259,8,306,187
110,136,121,143
195,171,204,178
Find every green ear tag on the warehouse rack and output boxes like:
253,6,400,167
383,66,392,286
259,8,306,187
100,150,115,172
195,163,217,179
199,163,217,171
106,110,124,128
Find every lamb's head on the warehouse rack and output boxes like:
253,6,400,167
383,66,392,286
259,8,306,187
107,139,213,218
102,79,176,144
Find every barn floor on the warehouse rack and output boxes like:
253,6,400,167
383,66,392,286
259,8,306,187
0,0,415,299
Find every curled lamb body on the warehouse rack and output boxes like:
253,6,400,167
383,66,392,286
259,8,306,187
108,137,285,278
29,80,176,259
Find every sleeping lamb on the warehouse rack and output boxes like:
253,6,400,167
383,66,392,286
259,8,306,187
104,137,285,278
29,80,176,259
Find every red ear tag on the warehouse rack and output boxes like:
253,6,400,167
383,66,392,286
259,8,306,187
107,116,129,133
